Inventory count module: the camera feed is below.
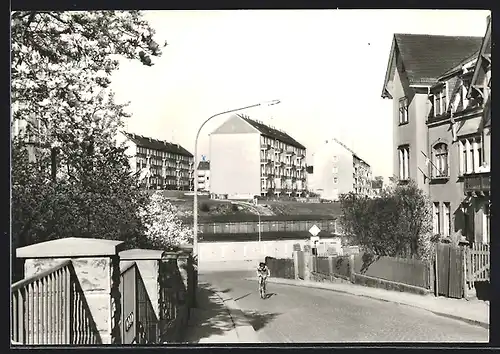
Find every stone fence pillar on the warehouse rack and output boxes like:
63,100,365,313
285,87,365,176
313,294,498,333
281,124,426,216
119,249,164,320
303,251,312,281
178,244,195,311
292,251,299,280
16,237,126,344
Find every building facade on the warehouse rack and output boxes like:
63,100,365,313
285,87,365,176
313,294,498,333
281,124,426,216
209,114,307,199
310,138,372,201
118,132,194,190
197,160,210,192
382,18,490,244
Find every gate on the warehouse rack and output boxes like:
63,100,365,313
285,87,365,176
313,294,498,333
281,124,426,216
435,244,464,299
120,262,137,344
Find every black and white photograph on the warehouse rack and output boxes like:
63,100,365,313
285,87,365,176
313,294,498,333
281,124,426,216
10,8,490,346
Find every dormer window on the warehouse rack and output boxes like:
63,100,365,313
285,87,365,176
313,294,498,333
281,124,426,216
433,85,448,116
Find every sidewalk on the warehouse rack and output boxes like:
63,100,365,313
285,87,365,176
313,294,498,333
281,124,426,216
182,282,260,344
248,277,489,329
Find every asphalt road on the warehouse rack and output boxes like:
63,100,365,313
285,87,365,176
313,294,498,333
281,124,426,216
199,270,489,343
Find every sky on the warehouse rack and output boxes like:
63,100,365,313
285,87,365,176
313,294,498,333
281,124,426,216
110,9,490,179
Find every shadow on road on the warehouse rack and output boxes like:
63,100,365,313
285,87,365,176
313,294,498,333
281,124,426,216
233,292,253,301
264,292,277,299
241,310,281,332
181,284,237,343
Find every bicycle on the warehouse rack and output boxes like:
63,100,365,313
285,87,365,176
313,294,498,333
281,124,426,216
258,274,267,299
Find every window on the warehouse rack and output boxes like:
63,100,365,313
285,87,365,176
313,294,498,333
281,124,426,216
458,136,481,175
443,203,451,237
433,85,448,116
433,143,449,177
333,155,338,162
333,166,338,174
398,145,410,180
333,177,338,184
433,202,441,235
399,97,409,124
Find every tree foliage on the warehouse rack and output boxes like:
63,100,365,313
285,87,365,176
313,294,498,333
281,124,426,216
339,180,433,261
139,192,194,250
11,11,167,248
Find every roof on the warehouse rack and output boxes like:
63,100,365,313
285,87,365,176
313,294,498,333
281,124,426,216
238,114,306,150
437,50,479,81
17,237,126,258
468,15,491,99
197,161,210,171
123,132,193,157
382,34,483,98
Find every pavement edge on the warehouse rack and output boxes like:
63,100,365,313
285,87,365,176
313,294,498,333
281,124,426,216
210,285,261,343
245,277,489,330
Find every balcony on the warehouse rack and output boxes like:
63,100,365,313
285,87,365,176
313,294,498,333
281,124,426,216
260,157,270,164
464,172,490,196
261,144,270,150
285,148,295,156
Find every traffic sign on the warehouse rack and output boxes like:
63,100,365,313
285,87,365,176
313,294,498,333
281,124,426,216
309,224,321,237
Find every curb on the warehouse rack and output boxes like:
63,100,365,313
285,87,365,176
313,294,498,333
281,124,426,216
245,277,489,330
209,285,261,343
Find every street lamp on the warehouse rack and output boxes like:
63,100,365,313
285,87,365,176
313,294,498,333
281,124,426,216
192,100,280,274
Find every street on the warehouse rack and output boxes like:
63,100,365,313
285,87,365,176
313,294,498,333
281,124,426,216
199,270,489,343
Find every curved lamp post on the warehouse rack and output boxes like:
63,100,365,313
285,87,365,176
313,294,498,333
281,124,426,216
192,100,280,280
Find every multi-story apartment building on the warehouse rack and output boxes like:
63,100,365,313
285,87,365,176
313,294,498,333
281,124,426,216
118,132,194,190
381,18,490,244
197,160,210,192
209,114,307,199
12,115,51,163
310,138,372,201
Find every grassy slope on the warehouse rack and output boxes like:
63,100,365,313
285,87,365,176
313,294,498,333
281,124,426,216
157,191,342,223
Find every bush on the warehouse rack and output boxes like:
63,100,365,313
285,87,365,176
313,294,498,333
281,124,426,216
200,202,210,212
339,179,432,261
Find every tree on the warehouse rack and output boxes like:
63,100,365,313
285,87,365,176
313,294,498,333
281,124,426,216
139,192,194,250
339,180,433,261
11,11,163,247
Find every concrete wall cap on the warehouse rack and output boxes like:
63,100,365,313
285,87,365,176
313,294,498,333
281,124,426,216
16,237,126,259
119,248,164,260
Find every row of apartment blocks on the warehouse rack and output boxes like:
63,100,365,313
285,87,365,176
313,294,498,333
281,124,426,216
13,104,373,200
382,16,491,245
118,132,194,190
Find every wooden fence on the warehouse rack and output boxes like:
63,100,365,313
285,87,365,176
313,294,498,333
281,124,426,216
11,260,101,345
466,243,490,283
198,219,337,234
265,256,295,280
314,256,352,280
353,254,431,290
